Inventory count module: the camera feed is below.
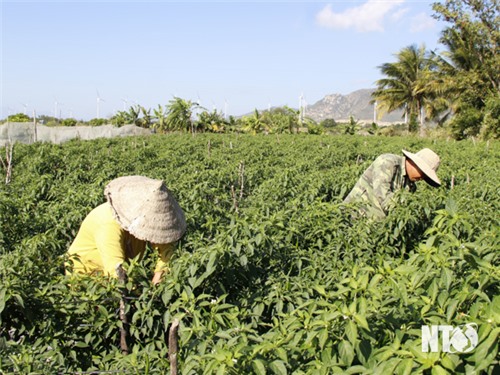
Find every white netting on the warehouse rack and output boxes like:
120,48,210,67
0,123,152,147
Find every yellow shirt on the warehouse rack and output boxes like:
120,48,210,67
67,203,174,276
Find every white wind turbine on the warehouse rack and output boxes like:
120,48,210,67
299,93,307,123
54,97,63,119
20,102,28,115
121,98,128,111
96,90,105,118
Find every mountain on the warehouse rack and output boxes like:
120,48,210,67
305,88,405,124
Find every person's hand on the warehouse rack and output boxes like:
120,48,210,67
152,271,163,285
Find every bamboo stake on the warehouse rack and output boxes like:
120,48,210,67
231,185,238,213
116,264,129,355
238,161,245,200
169,318,180,375
0,142,13,184
33,110,37,143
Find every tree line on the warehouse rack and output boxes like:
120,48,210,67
372,0,499,140
3,0,498,140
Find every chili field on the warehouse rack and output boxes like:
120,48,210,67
0,134,498,374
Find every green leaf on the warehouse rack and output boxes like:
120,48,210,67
216,364,226,375
345,365,368,374
13,294,24,308
339,340,355,366
469,327,500,368
270,360,287,375
353,313,369,330
431,365,449,375
394,358,414,375
318,328,329,350
252,359,267,375
445,299,459,322
313,285,327,297
439,354,456,372
275,347,288,362
345,320,358,345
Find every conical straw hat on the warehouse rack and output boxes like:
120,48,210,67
402,148,441,187
104,175,186,244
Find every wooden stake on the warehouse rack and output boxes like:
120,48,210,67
238,162,245,200
0,142,13,184
116,264,129,355
169,319,180,375
451,175,455,190
231,184,238,213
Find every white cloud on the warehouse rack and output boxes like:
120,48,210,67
316,0,405,32
391,7,410,21
410,12,436,33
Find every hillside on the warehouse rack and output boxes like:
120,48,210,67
305,88,405,124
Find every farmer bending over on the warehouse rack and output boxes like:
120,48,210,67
344,148,441,219
67,175,186,284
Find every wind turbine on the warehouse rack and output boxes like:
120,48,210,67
96,90,105,118
194,93,203,120
299,93,307,123
54,97,63,119
20,102,28,115
121,98,128,111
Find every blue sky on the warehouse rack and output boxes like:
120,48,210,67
1,0,446,120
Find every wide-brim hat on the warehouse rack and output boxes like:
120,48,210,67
402,148,441,187
104,175,187,244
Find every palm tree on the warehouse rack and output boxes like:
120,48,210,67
129,106,152,128
196,109,227,133
262,106,300,134
127,105,142,126
372,44,438,129
153,104,168,133
431,0,499,138
242,109,270,134
165,97,201,134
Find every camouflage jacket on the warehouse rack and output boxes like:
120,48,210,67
344,154,415,219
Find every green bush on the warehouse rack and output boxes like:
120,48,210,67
480,96,500,140
450,106,483,140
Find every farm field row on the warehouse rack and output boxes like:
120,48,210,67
0,134,498,374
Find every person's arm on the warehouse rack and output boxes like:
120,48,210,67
152,271,163,285
152,243,175,285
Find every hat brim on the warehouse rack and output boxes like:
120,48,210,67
402,150,441,187
105,176,186,244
